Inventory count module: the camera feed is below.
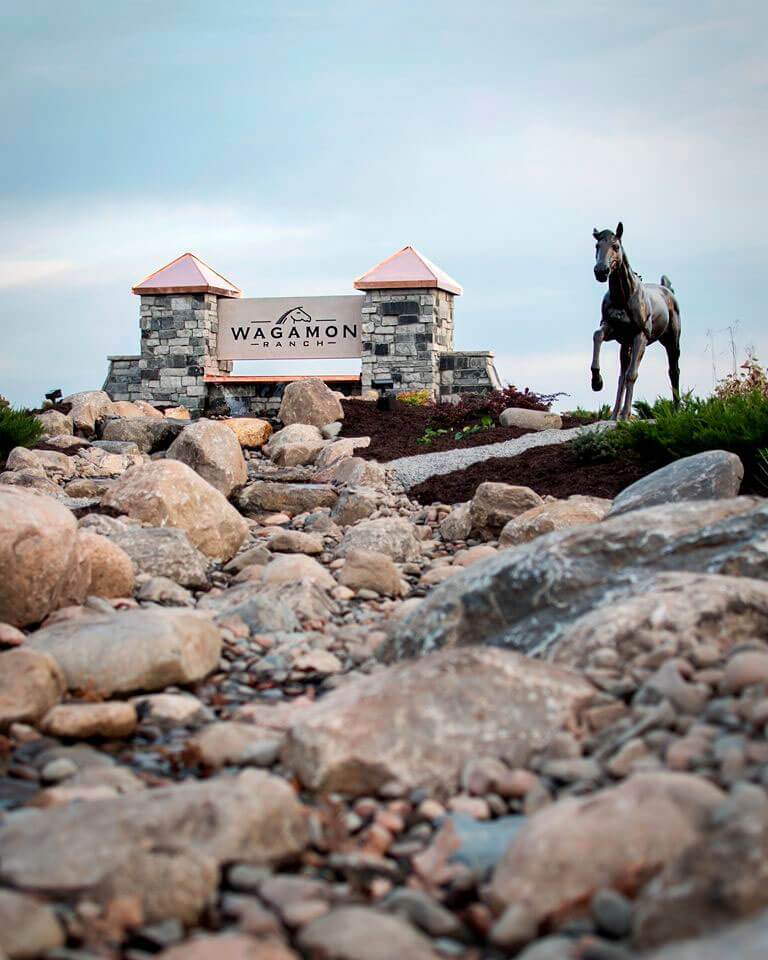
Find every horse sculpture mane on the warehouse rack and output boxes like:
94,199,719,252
590,222,681,420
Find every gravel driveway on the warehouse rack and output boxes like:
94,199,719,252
385,421,612,488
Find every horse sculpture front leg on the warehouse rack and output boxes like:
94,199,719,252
591,326,605,391
619,332,647,420
612,342,631,420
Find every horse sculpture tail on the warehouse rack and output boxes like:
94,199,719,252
660,274,674,292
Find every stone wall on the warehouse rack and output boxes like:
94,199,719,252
102,355,141,402
138,294,233,412
439,351,502,398
360,289,454,395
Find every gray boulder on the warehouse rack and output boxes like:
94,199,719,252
381,497,768,662
105,526,210,589
100,416,188,453
608,450,744,517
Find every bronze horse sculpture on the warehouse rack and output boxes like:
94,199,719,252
591,222,681,420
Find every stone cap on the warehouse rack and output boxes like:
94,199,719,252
132,252,242,297
107,355,141,361
354,246,462,295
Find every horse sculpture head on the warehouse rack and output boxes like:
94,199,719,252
593,221,624,283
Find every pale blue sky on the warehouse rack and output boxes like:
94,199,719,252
1,0,766,409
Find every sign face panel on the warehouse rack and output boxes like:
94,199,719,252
217,295,363,360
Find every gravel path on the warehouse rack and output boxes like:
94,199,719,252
386,420,612,488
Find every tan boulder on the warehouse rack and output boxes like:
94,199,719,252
487,772,725,927
0,770,308,924
39,701,138,739
110,401,144,417
262,554,336,591
0,469,62,496
271,441,327,467
469,482,543,538
0,648,65,729
278,378,344,428
0,487,90,626
167,419,247,496
268,529,324,555
163,405,190,419
61,390,115,435
188,722,284,769
101,460,248,561
134,400,163,418
24,608,222,695
499,407,562,430
499,495,612,547
314,437,371,468
264,423,324,458
237,481,337,516
282,647,595,794
77,531,135,598
0,889,64,959
335,517,421,561
330,487,380,526
315,456,387,488
339,549,405,596
439,503,471,541
7,447,75,481
35,409,73,437
223,417,272,448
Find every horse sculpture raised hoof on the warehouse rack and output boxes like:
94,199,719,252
590,222,681,421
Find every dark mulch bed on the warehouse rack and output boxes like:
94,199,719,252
409,444,654,505
339,399,588,461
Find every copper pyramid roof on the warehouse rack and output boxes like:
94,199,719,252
354,245,462,295
132,252,241,297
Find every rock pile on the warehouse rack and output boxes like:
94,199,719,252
0,397,766,959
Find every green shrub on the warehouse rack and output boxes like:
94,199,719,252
0,406,44,459
566,404,612,422
568,425,631,463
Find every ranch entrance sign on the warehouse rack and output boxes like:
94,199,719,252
217,296,363,360
106,247,501,414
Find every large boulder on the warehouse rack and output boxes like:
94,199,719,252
77,531,135,598
237,481,337,515
633,795,768,949
499,495,611,547
608,450,744,517
0,889,65,958
0,648,65,729
331,487,381,526
0,487,90,627
167,419,248,496
550,572,768,672
335,517,421,561
261,554,337,591
0,770,308,924
315,456,387,488
103,526,210,589
486,773,725,931
314,437,371,468
382,498,768,662
24,608,222,695
61,390,115,435
338,549,405,596
499,407,562,430
469,482,543,538
101,460,248,561
35,409,73,437
223,417,272,448
278,378,344,428
264,423,324,458
281,647,595,795
100,416,188,453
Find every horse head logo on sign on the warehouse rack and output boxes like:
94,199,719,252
276,306,311,326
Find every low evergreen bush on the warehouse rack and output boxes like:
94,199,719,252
0,406,44,460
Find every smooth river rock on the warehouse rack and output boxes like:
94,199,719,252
24,608,222,695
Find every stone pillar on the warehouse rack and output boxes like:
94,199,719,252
360,288,455,396
138,293,232,413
